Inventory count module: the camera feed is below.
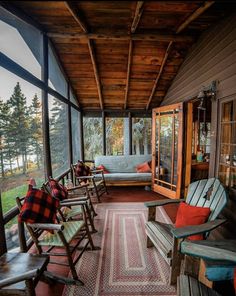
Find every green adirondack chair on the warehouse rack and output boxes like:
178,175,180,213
144,178,228,285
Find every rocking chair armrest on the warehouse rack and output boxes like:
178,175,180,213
0,269,39,288
61,196,88,203
67,183,89,191
91,169,103,174
60,200,86,206
171,219,227,239
144,199,184,208
28,223,64,231
76,175,95,180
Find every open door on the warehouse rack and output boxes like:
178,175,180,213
152,103,183,199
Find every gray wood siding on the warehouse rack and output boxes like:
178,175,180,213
163,13,236,105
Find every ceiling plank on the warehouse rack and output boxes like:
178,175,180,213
131,1,145,33
146,1,215,109
146,42,173,110
87,40,103,110
176,1,215,33
124,40,133,109
64,1,88,33
47,32,194,43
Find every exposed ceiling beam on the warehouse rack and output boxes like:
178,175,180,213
146,1,215,109
124,40,133,110
146,42,173,110
131,1,144,33
65,1,103,110
64,1,88,33
87,40,103,110
47,32,194,43
176,1,215,33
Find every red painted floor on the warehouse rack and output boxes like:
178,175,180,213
36,186,178,296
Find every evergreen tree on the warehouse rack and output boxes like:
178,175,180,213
8,82,30,174
29,94,43,169
50,99,69,175
0,99,14,176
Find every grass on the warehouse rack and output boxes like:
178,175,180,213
1,177,44,228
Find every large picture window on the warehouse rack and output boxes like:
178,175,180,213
132,118,152,155
0,6,43,79
49,96,69,177
71,108,81,163
106,118,124,155
83,117,102,160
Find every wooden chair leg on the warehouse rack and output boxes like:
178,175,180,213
92,180,101,203
85,203,97,233
25,279,36,296
170,238,183,285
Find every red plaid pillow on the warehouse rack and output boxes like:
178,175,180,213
48,178,68,201
18,186,59,224
75,160,91,178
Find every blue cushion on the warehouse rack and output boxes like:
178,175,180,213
205,260,236,281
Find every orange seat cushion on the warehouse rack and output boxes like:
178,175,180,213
136,162,151,173
175,202,211,240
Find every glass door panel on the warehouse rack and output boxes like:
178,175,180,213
152,103,183,199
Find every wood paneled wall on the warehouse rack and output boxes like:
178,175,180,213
162,12,236,105
162,12,236,239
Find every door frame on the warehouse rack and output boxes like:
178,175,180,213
152,102,183,199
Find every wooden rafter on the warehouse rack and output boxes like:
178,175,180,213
64,1,88,33
146,42,173,110
131,1,144,33
65,1,103,110
88,39,103,110
47,32,194,43
124,40,133,109
146,1,214,110
176,1,215,33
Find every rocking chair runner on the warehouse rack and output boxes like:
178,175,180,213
145,178,227,285
16,196,95,286
71,163,108,203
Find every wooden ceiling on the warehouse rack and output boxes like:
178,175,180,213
3,1,236,110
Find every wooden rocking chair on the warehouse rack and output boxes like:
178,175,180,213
71,164,108,203
43,180,97,233
16,196,95,286
145,178,227,285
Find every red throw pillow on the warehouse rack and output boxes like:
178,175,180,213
18,186,59,224
75,160,91,177
175,202,211,240
96,164,109,174
136,162,151,173
48,178,68,201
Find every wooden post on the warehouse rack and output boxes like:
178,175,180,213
42,34,52,178
79,112,84,161
0,193,7,255
67,83,73,166
102,111,106,155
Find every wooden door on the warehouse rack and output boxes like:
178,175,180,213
152,103,183,199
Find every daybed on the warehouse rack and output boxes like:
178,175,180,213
94,154,152,186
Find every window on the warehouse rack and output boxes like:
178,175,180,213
0,7,43,79
0,67,44,211
218,99,236,189
71,108,81,163
49,96,69,177
106,118,124,155
83,117,102,160
70,88,78,106
132,118,152,155
48,45,67,97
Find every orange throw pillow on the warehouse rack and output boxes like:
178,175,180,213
175,202,211,240
136,162,151,173
96,164,109,174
